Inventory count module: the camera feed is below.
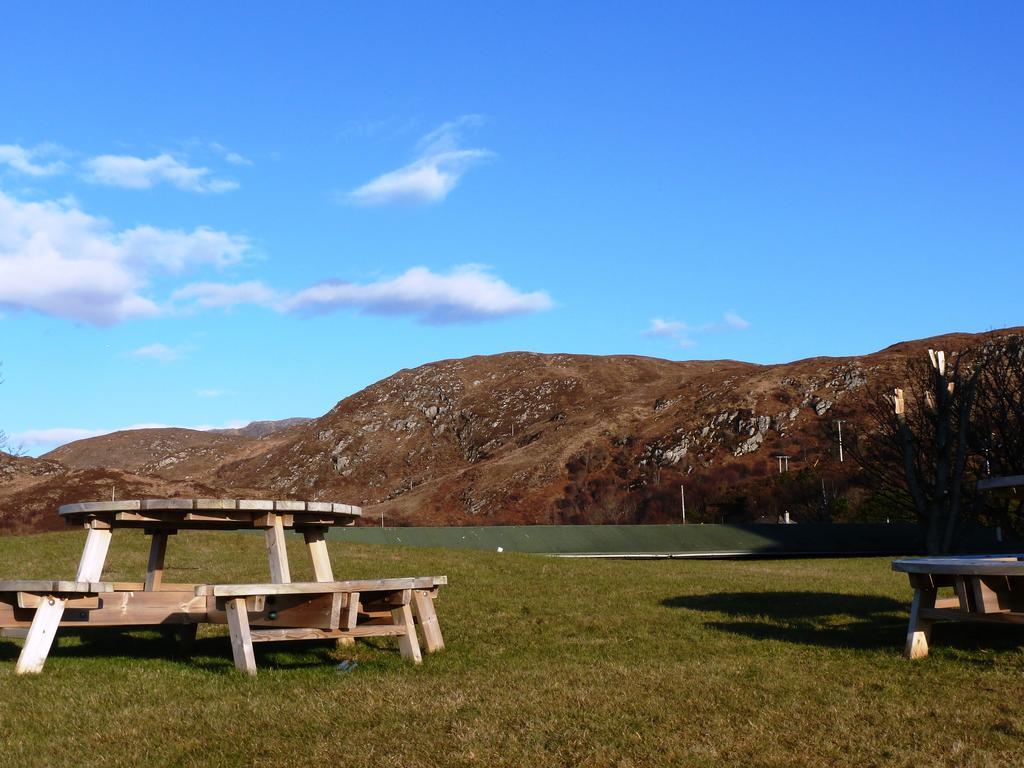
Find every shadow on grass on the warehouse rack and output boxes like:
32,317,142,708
0,627,342,673
662,591,1024,654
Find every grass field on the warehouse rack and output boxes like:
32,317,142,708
1,530,1022,767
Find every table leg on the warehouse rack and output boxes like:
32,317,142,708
265,517,291,584
16,527,112,675
225,597,257,675
412,589,445,653
303,529,334,581
145,533,168,591
391,603,423,664
905,587,937,660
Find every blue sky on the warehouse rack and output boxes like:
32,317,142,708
1,3,1021,454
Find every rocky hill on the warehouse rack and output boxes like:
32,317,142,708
3,328,1019,533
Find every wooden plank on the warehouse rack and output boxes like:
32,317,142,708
274,500,306,512
303,530,334,582
920,607,1024,625
15,596,66,674
265,516,291,584
76,527,112,581
237,499,274,511
905,587,936,660
250,628,345,642
213,595,266,612
953,577,974,612
225,597,257,675
412,588,445,653
145,533,168,592
206,593,335,630
893,558,1024,577
59,500,141,516
342,592,359,631
17,593,99,609
1,590,208,629
391,603,422,664
0,580,113,593
196,577,439,597
971,577,1010,613
192,499,238,510
305,501,333,513
140,499,195,511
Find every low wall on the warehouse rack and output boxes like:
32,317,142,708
326,523,1017,558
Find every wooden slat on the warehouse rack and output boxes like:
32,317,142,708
195,577,440,597
250,627,345,642
0,580,113,593
303,530,334,582
59,500,141,516
893,558,1024,577
140,499,194,511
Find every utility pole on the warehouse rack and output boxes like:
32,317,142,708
680,484,686,524
835,419,845,463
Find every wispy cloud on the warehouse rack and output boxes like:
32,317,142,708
643,318,695,348
171,280,277,310
283,265,552,323
0,189,251,325
0,143,67,177
644,312,750,349
131,343,185,362
196,388,229,398
347,116,493,206
83,153,238,193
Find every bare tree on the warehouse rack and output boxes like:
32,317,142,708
970,334,1024,534
853,348,982,554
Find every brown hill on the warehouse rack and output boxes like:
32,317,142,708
4,327,1021,534
210,417,311,439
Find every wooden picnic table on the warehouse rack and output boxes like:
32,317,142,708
0,499,447,675
892,555,1024,659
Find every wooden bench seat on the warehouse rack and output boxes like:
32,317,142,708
197,577,447,675
892,556,1024,658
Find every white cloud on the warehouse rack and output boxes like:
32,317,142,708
171,280,277,309
0,144,67,176
131,343,184,362
644,318,688,337
723,311,749,330
83,153,238,193
347,116,493,205
283,265,552,323
224,152,252,166
0,189,251,325
643,318,695,348
196,388,228,398
644,311,750,349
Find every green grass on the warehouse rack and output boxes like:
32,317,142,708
0,530,1022,767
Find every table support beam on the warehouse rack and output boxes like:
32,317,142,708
16,527,112,674
905,587,937,660
413,589,445,653
225,598,257,675
265,517,291,584
145,533,168,592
